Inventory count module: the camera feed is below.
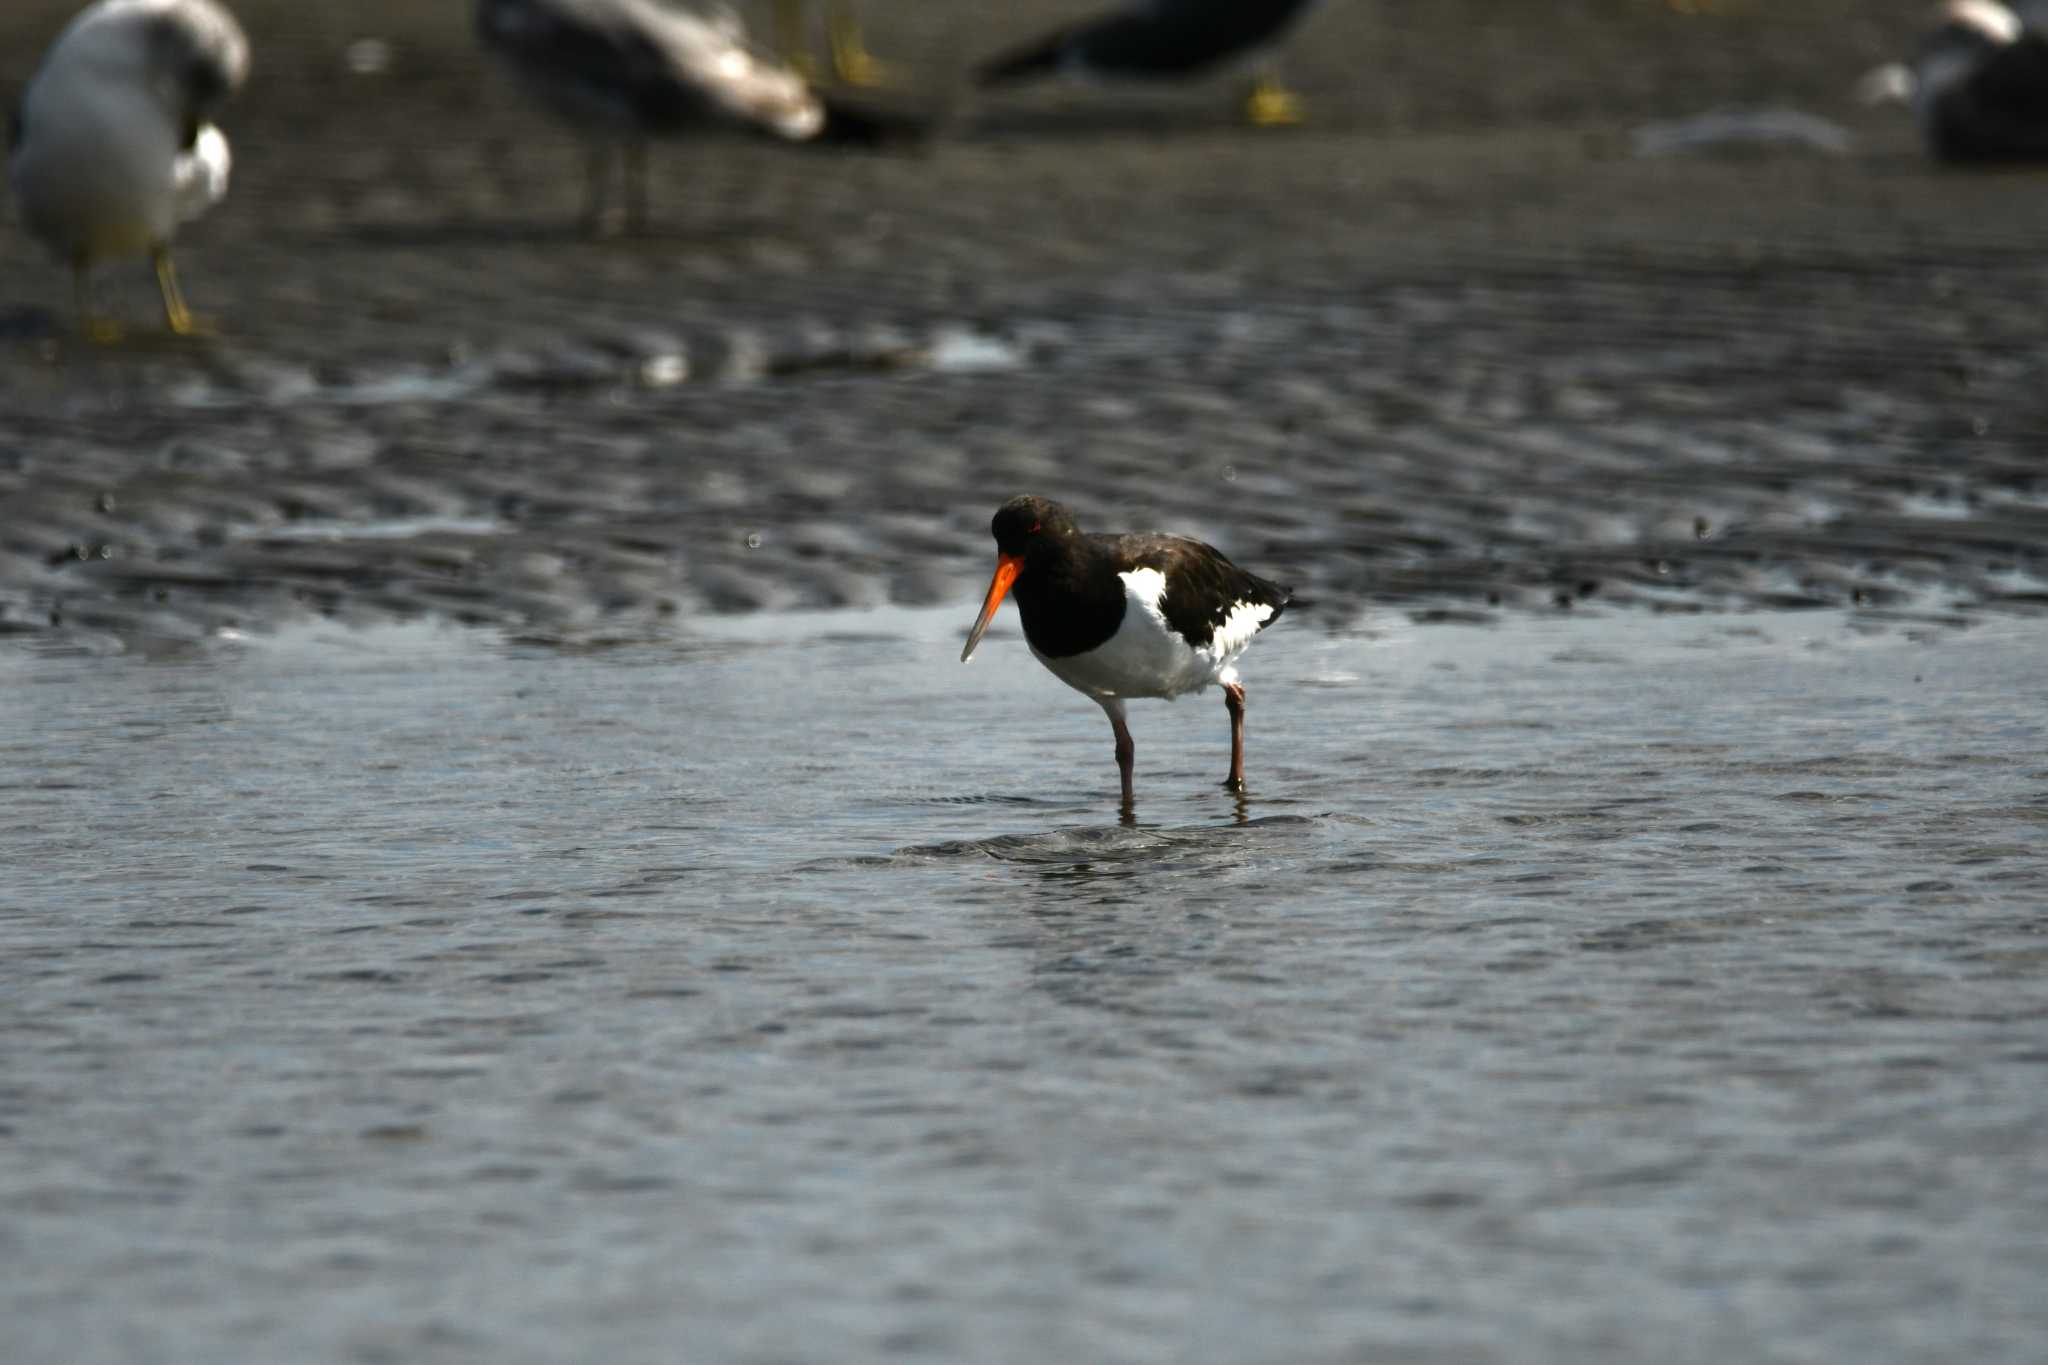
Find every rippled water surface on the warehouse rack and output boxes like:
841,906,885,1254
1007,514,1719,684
5,607,2046,1363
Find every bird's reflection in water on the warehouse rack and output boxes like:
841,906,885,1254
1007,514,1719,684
1114,788,1252,828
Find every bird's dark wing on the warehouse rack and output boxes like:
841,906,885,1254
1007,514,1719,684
1106,533,1290,646
480,0,696,125
980,0,1320,85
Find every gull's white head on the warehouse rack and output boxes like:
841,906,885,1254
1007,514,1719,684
49,0,251,122
10,0,249,266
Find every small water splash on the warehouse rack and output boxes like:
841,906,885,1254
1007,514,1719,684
229,515,505,543
921,328,1027,374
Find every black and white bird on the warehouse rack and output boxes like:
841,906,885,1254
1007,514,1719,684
8,0,249,338
477,0,888,233
1860,0,2048,160
975,0,1324,126
960,495,1291,807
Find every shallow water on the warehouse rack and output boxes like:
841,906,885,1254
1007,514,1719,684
5,607,2046,1364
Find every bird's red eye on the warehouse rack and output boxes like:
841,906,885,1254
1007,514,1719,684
1029,521,1041,533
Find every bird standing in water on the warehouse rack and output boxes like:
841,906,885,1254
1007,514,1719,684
9,0,249,339
961,496,1291,809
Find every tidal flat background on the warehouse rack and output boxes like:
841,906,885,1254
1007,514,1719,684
3,2,2047,1362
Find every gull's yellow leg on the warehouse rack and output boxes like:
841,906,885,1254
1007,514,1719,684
151,245,207,336
828,1,890,87
1243,67,1306,128
773,0,822,81
73,260,124,343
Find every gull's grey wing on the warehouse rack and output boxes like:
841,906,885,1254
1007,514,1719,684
478,0,820,139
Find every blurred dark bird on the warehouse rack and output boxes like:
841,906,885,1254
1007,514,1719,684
1859,0,2048,160
476,0,905,233
8,0,249,338
960,496,1291,807
975,0,1323,126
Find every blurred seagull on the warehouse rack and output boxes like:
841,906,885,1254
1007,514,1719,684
8,0,249,339
479,0,901,234
1859,0,2048,160
976,0,1323,127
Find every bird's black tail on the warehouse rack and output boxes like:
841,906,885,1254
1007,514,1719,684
809,92,934,148
975,29,1076,87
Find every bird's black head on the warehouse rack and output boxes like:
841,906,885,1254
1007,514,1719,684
962,496,1085,663
990,495,1082,560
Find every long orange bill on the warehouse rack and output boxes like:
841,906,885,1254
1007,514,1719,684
960,553,1022,663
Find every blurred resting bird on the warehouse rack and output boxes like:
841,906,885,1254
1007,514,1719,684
476,0,905,234
8,0,249,339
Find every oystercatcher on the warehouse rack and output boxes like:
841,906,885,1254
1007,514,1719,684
975,0,1324,127
9,0,249,338
960,495,1291,806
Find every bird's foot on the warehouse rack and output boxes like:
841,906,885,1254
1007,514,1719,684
164,309,219,339
152,251,214,338
1243,81,1306,128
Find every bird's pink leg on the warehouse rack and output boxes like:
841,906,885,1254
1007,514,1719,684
1100,698,1135,810
1222,682,1247,792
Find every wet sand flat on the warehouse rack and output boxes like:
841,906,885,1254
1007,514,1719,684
2,0,2046,646
4,607,2047,1365
6,6,2048,1361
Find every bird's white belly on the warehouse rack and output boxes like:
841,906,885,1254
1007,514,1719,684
1029,567,1268,701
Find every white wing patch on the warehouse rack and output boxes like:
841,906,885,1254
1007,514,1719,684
1204,597,1277,665
1030,567,1274,702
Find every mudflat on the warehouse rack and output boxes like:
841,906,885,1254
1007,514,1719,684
2,0,2043,647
